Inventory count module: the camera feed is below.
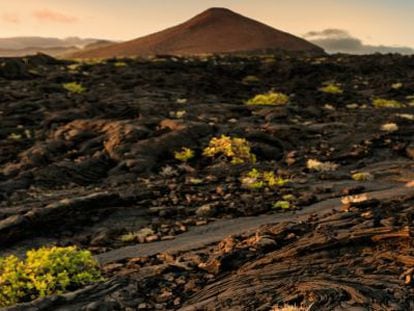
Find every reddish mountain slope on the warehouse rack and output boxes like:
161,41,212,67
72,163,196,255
73,8,324,58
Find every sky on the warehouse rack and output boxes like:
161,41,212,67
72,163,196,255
1,0,414,50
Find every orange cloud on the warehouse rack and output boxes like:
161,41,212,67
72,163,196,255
2,13,19,23
33,9,78,23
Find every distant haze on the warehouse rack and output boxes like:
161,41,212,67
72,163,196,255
0,37,97,50
0,0,413,54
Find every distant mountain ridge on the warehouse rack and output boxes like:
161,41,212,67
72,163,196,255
72,7,324,58
0,37,114,57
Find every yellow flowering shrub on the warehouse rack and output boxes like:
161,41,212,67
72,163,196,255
272,201,292,210
0,246,102,307
174,147,195,162
203,135,256,165
241,168,290,189
352,172,374,181
246,92,289,106
319,83,343,94
373,98,404,108
242,75,260,85
114,61,127,68
62,82,86,94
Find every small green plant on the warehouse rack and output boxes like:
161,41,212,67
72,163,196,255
67,63,81,71
272,201,292,210
176,98,188,104
246,91,289,106
319,83,343,94
380,122,399,132
283,194,296,201
346,103,359,109
242,75,260,85
62,82,86,94
174,147,195,162
203,135,256,165
0,246,102,307
119,228,154,243
81,58,106,65
352,172,374,181
373,98,404,108
396,113,414,121
241,168,264,189
272,305,310,311
391,82,403,90
307,159,338,172
188,177,203,185
241,169,290,189
28,69,40,76
169,110,187,118
324,104,335,110
7,133,23,140
114,61,127,68
261,56,276,64
406,95,414,106
24,129,32,139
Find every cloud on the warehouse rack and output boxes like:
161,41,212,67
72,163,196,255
306,29,350,38
1,13,19,24
304,29,414,55
33,9,78,23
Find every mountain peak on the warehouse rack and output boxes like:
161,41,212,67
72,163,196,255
195,7,241,20
72,8,324,58
203,7,235,14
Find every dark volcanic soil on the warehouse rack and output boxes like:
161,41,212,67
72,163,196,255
1,53,414,310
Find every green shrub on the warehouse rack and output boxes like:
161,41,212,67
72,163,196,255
373,98,404,108
203,135,256,165
62,82,86,94
0,246,102,307
246,92,289,106
319,83,343,94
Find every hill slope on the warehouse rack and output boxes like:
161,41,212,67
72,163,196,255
73,8,324,58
